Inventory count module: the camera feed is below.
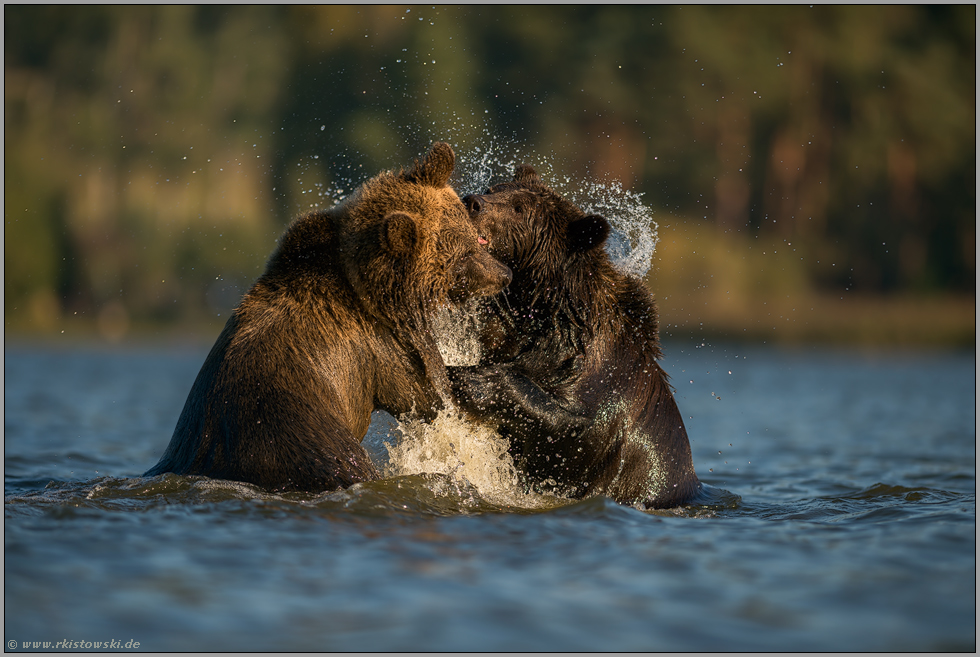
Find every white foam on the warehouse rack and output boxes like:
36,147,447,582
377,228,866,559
383,407,553,509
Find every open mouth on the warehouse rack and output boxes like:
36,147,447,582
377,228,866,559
478,235,489,246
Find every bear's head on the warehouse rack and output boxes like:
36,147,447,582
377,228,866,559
328,142,511,326
462,164,611,290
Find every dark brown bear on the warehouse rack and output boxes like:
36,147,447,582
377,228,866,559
448,165,701,509
145,143,512,492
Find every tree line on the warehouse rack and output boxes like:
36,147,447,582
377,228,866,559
5,5,974,335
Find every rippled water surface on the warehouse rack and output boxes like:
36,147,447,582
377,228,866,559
4,341,975,651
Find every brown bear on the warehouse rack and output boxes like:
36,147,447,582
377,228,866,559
145,143,512,492
447,164,701,509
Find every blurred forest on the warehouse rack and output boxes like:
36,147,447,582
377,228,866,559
5,5,975,345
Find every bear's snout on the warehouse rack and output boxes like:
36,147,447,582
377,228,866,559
462,194,484,215
448,253,512,303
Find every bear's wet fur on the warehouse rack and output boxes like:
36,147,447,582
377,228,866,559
145,143,512,492
448,164,701,509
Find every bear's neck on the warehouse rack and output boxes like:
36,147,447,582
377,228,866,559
506,250,621,335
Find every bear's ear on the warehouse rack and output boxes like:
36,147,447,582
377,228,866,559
381,211,419,257
513,164,540,185
567,214,610,253
404,141,455,188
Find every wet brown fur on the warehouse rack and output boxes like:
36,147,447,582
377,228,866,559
449,165,701,508
145,143,512,492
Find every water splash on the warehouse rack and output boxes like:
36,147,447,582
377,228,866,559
383,407,555,510
568,179,659,279
431,298,485,366
452,136,660,278
306,118,660,278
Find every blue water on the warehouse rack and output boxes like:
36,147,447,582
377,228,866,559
4,340,976,651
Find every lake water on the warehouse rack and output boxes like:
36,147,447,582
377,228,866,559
4,340,975,651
